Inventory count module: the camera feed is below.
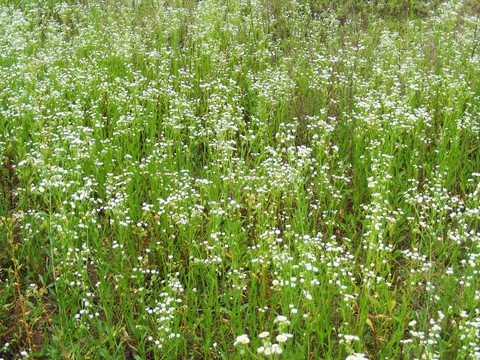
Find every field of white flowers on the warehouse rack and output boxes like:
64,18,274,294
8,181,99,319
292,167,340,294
0,0,479,358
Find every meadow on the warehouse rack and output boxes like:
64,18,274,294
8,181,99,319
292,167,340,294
0,0,479,358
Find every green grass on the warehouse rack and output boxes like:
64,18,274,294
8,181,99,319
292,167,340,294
1,0,480,359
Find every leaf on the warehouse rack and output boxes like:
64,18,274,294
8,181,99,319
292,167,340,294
366,318,374,331
388,299,397,312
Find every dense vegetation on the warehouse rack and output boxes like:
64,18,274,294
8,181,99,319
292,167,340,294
1,0,479,358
